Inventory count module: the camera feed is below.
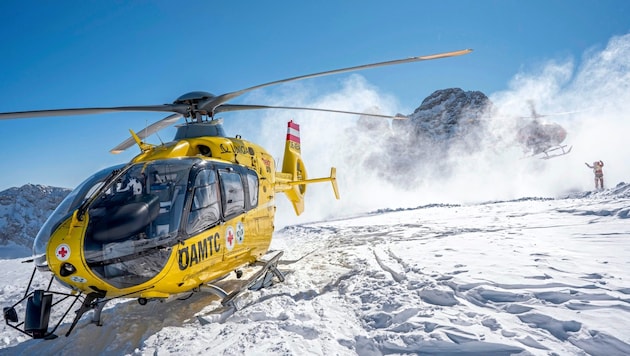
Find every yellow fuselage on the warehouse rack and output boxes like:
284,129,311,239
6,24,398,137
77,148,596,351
45,135,277,299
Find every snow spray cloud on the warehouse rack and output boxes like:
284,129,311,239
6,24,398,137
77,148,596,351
241,75,418,227
484,33,630,197
247,33,630,226
427,34,630,202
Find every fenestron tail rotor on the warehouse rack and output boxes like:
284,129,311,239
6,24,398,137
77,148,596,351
0,48,473,153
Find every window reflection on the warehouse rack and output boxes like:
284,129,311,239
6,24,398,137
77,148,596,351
219,170,245,217
187,169,220,234
246,170,259,207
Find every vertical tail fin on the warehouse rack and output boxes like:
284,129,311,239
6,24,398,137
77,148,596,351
282,120,304,178
275,120,339,215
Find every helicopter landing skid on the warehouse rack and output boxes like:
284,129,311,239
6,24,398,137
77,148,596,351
523,144,572,160
63,291,108,337
196,251,285,324
540,145,572,159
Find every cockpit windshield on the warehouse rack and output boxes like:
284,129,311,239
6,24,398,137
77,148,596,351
33,163,126,270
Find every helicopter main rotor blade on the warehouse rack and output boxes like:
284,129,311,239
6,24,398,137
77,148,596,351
0,105,190,121
214,104,407,119
2,48,471,153
110,113,183,154
518,109,586,119
1,49,471,122
199,49,474,113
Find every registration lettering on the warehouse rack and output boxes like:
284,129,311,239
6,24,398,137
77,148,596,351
178,233,221,270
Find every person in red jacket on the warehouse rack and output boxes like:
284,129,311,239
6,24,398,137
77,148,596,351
585,160,604,190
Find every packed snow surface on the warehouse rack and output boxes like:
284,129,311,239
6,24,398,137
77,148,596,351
1,190,629,356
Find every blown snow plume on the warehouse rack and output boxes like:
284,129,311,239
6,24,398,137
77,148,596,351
251,34,630,227
388,32,630,203
248,75,409,226
390,88,491,183
486,33,630,196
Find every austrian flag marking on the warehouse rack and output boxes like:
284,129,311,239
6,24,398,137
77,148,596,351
56,244,71,261
286,120,300,143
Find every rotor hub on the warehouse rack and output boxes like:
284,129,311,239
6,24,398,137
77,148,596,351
173,91,217,121
173,91,216,104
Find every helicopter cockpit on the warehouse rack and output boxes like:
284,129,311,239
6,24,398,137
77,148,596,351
83,158,198,288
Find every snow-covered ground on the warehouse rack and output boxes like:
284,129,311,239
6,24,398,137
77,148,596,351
1,190,629,355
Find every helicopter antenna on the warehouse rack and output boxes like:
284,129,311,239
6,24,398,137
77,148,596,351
527,100,541,120
145,118,165,145
144,119,149,142
155,131,165,146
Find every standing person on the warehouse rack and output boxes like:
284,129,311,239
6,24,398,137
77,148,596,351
585,160,604,190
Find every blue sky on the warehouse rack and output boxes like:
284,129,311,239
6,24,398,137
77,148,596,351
1,1,629,191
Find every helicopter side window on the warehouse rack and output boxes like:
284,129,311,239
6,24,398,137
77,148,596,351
245,169,258,208
219,169,245,218
187,169,220,234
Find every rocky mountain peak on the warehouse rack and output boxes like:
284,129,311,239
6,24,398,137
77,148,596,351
0,184,70,249
343,88,493,186
393,88,491,143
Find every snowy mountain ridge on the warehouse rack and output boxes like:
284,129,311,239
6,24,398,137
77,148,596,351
393,88,491,145
0,184,70,251
340,88,493,188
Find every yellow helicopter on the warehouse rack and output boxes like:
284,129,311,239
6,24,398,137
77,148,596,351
1,49,472,339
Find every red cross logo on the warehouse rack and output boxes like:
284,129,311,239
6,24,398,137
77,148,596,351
227,230,234,245
58,247,68,258
225,226,236,251
56,244,70,261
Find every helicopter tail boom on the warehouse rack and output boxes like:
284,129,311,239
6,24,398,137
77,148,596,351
276,121,339,215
